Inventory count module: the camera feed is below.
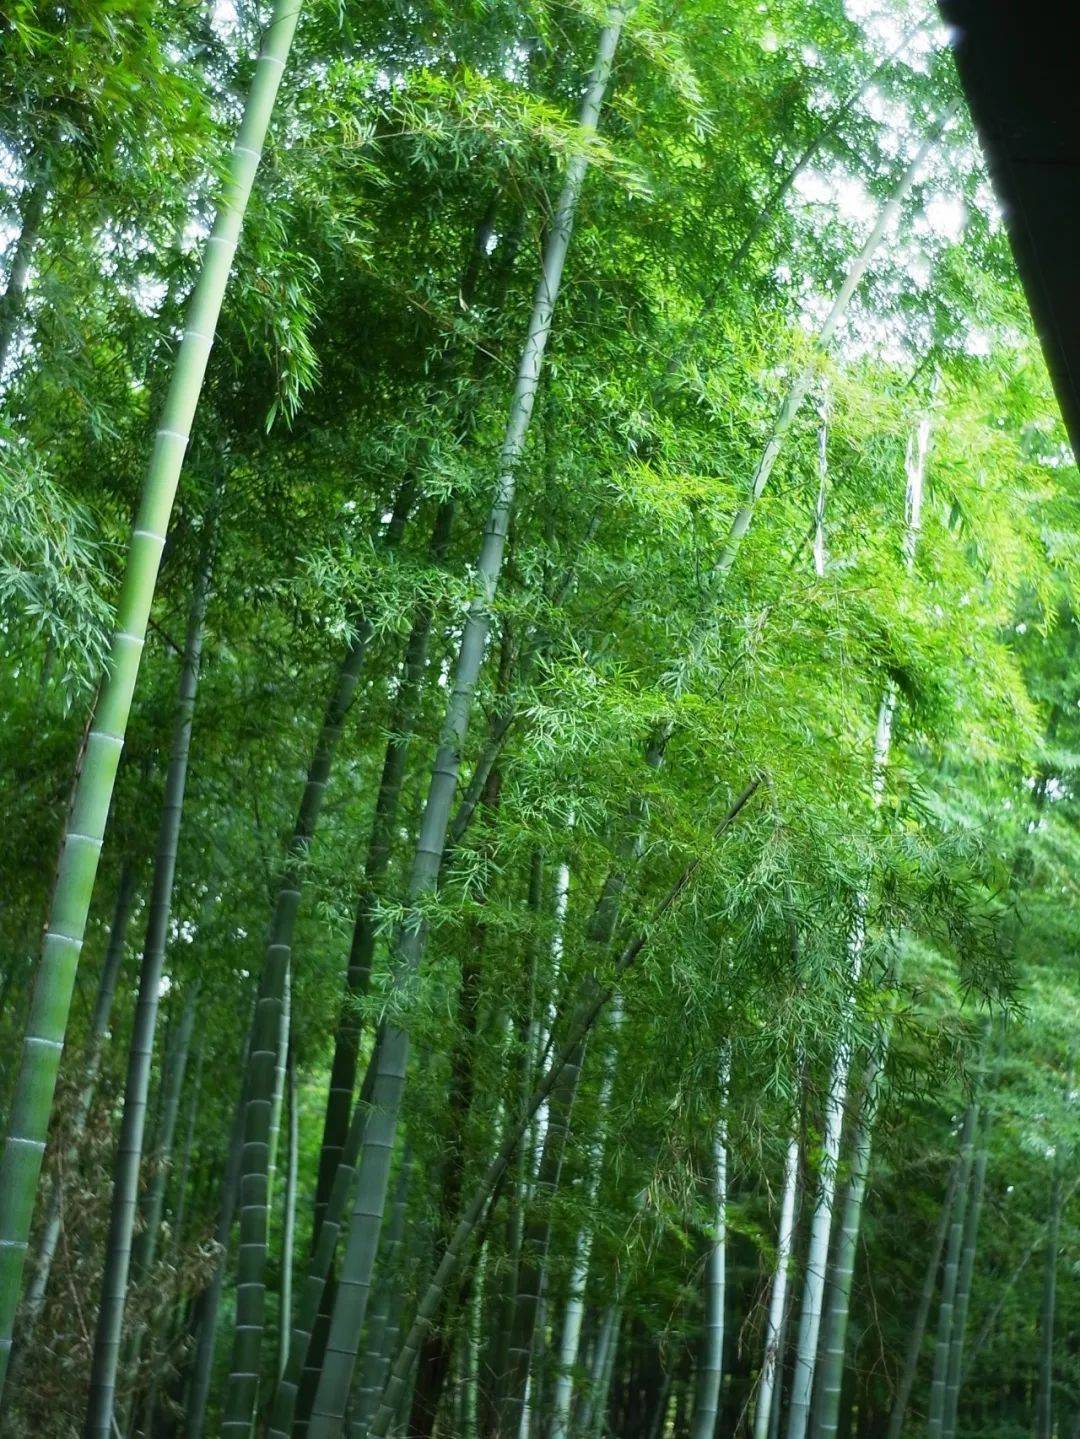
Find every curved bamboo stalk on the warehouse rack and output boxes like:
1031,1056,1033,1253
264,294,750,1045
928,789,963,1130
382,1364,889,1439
0,0,302,1395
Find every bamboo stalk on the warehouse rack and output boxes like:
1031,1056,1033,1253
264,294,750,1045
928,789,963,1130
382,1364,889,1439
0,1,302,1394
306,14,632,1431
84,529,215,1439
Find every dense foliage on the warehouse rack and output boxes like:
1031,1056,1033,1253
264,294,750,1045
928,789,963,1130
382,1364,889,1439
0,1,1076,1437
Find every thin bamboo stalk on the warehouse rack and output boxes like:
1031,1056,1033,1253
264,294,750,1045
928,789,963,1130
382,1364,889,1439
884,1156,962,1439
84,531,214,1439
690,1048,730,1439
306,15,631,1432
753,1129,801,1439
927,1106,979,1439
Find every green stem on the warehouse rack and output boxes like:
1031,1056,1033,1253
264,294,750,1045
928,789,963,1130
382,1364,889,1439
1036,1149,1063,1439
279,1034,299,1381
753,1125,801,1439
884,1157,962,1439
311,499,453,1240
941,1114,989,1439
927,1104,979,1439
223,483,412,1434
84,529,215,1439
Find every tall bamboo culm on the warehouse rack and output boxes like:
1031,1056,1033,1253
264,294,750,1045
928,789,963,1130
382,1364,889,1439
84,531,215,1439
753,1128,800,1439
690,1047,730,1439
305,13,632,1434
927,1104,979,1439
0,0,303,1398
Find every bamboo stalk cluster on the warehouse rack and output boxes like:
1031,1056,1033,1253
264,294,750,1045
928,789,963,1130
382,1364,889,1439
0,2,1076,1438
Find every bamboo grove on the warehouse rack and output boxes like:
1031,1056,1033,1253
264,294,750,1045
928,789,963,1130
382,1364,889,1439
0,0,1077,1436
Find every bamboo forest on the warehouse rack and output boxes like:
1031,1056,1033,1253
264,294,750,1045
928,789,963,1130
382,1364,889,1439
1,0,1078,1435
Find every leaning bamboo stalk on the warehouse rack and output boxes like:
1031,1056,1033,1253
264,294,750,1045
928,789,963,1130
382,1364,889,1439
1036,1148,1063,1439
884,1153,962,1439
578,1302,622,1439
659,21,925,385
0,0,302,1394
267,966,292,1212
810,1053,881,1439
501,762,659,1435
266,1057,377,1437
684,110,953,686
306,15,632,1433
499,1032,587,1437
348,1154,411,1435
140,1020,207,1437
279,1034,299,1380
0,173,47,376
961,1173,1080,1380
122,982,203,1410
167,1023,206,1267
222,623,373,1433
185,1034,250,1439
311,498,453,1237
786,383,932,1439
133,983,201,1283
